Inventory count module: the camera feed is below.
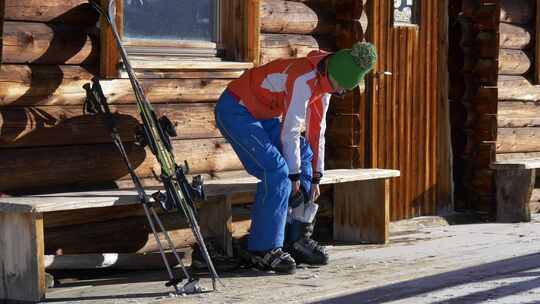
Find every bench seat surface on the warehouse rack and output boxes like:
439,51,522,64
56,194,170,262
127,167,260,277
0,169,399,214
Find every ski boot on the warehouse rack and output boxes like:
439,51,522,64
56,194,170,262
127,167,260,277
285,221,329,265
250,248,296,274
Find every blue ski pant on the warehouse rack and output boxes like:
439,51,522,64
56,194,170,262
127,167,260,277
215,90,313,251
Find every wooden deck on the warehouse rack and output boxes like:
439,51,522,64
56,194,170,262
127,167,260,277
42,214,540,304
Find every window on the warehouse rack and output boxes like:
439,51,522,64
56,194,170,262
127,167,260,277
99,0,260,78
393,0,418,26
123,0,219,59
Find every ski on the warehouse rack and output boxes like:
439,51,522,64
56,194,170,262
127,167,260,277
89,0,223,290
84,79,201,294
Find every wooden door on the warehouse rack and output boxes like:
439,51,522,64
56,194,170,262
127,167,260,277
333,0,451,220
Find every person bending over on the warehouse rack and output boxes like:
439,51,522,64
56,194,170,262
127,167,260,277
214,42,377,274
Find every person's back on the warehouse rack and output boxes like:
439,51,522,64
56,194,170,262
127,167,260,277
227,51,332,120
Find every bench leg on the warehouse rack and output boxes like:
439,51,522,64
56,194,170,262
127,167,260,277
0,212,45,303
199,196,233,257
333,179,390,244
496,168,535,223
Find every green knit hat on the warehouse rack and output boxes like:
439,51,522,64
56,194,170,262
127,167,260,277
328,42,378,90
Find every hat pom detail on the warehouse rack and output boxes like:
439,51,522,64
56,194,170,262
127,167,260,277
350,42,378,72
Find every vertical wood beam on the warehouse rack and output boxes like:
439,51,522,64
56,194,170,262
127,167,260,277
99,0,122,79
200,196,233,256
438,0,453,212
536,0,540,83
333,179,389,244
496,169,534,222
0,212,46,302
245,0,261,65
0,0,4,64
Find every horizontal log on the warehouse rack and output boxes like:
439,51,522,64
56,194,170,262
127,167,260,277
500,0,534,24
0,138,243,194
325,146,362,169
464,58,498,84
44,204,147,229
45,253,183,270
4,0,98,26
261,0,334,34
260,33,335,64
498,101,540,127
334,0,363,20
499,49,531,75
531,201,540,213
0,103,221,148
497,152,540,161
130,69,245,79
0,65,230,106
532,189,540,202
497,128,540,153
498,76,540,101
2,21,97,65
45,211,194,254
473,31,499,58
499,23,532,49
498,75,531,90
326,114,362,146
45,203,252,254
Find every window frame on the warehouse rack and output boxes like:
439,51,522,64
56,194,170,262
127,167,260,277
99,0,260,79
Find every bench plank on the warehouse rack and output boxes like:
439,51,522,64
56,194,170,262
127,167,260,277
491,158,540,169
0,169,400,214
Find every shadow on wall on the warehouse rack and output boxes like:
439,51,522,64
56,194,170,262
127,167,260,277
0,108,146,195
5,3,99,104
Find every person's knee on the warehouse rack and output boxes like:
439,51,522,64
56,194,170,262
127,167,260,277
268,164,289,181
266,164,291,189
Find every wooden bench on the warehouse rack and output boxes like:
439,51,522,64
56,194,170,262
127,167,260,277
0,168,399,302
491,158,540,222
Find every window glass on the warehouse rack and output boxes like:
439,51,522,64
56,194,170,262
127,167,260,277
123,0,217,42
394,0,417,25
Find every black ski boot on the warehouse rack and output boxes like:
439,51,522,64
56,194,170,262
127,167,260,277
286,221,329,265
250,248,296,274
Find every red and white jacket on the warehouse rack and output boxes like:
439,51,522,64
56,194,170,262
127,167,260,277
227,51,334,177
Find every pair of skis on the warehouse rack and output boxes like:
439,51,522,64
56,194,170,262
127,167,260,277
85,0,223,293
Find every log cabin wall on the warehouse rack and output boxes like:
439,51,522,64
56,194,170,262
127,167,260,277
497,0,540,212
496,0,540,213
0,0,340,253
450,0,500,216
451,0,540,216
0,0,452,253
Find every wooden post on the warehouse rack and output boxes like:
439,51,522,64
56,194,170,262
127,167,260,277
99,0,122,78
245,0,261,65
199,196,233,256
536,0,540,84
0,0,5,64
496,169,535,222
333,179,390,244
0,212,45,302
